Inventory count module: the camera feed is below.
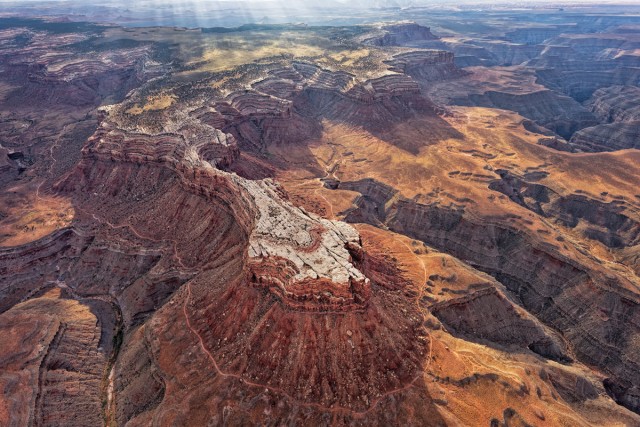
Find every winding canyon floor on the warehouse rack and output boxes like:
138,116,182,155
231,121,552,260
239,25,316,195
1,6,640,426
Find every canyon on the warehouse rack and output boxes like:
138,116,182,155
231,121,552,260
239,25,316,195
1,6,640,426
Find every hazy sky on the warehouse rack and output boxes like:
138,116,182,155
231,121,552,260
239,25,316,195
2,0,638,28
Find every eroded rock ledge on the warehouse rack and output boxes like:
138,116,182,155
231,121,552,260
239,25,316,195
83,109,371,312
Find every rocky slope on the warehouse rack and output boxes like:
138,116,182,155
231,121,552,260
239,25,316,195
426,66,597,139
0,289,107,426
459,89,597,139
531,34,640,102
586,85,640,123
358,22,439,47
570,122,640,152
569,86,640,152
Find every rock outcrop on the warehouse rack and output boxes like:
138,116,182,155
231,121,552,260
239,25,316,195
359,22,438,47
387,50,467,81
586,86,640,123
204,62,447,150
568,86,640,152
457,89,597,139
570,122,640,152
0,289,107,427
430,285,569,361
489,169,640,247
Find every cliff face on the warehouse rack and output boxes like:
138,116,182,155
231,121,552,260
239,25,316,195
586,86,640,123
387,50,467,81
359,22,439,47
0,30,157,108
489,169,640,248
1,88,414,424
210,60,451,153
530,34,640,103
535,67,640,103
0,289,108,427
425,66,598,139
459,89,597,139
570,122,640,152
567,86,640,152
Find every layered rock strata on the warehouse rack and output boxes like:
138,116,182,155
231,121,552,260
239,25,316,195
569,86,640,152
